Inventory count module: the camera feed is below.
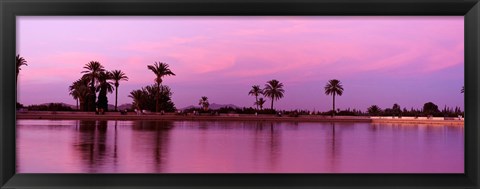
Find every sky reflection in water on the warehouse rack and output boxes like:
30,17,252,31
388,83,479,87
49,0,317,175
16,120,464,173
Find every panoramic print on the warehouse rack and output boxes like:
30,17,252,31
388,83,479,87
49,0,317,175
16,16,464,173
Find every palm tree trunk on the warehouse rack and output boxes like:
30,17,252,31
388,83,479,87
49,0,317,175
255,95,258,110
80,99,84,111
156,82,160,112
76,99,79,110
271,98,274,110
115,86,118,111
332,93,335,117
91,78,96,112
332,94,335,117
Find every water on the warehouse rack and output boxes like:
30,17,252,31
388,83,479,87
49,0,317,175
16,119,464,173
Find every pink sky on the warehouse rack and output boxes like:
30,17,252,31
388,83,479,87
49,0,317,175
17,16,464,111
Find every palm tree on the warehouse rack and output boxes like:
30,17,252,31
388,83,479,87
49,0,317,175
129,89,146,111
69,85,80,110
69,78,90,110
16,54,28,82
324,79,344,117
255,97,267,110
137,84,175,112
96,71,114,111
263,79,285,110
111,70,129,111
461,86,464,93
81,61,105,111
97,71,114,91
199,96,210,111
249,85,263,110
159,85,172,97
81,61,105,89
147,62,175,112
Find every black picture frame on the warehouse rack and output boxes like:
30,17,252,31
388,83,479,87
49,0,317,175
1,0,479,188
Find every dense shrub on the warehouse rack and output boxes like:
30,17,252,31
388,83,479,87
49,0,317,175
27,103,74,111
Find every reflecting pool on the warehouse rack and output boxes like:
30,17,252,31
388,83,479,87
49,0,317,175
16,120,464,173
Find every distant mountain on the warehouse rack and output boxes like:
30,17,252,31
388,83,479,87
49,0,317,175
108,103,132,111
180,105,198,110
180,103,240,110
210,103,240,110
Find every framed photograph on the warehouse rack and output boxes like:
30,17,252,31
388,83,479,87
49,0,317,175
1,0,479,188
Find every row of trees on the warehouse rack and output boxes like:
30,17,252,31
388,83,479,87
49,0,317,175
68,61,129,112
16,54,465,116
248,79,285,111
128,62,176,113
248,79,344,116
367,102,464,117
68,61,176,113
128,85,176,112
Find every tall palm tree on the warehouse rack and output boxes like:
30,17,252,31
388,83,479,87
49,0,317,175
16,54,28,82
263,79,285,110
147,62,175,112
249,85,263,110
81,61,105,111
461,86,464,93
324,79,344,117
81,61,105,89
110,70,129,111
255,97,267,110
97,71,114,92
199,96,210,111
96,71,114,111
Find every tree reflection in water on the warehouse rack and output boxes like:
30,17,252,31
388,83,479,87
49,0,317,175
12,119,461,173
131,120,173,172
329,122,337,172
73,120,173,172
268,122,280,171
73,120,109,172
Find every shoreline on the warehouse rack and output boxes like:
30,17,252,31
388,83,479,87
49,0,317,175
16,112,464,125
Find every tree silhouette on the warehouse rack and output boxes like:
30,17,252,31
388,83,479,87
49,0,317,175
423,102,440,116
111,70,129,111
129,85,176,113
147,62,175,112
248,85,263,110
16,54,28,83
199,96,210,111
263,80,285,110
129,89,146,111
255,97,267,110
81,61,105,111
324,79,344,117
96,71,114,112
392,103,401,117
367,105,382,116
69,77,90,111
